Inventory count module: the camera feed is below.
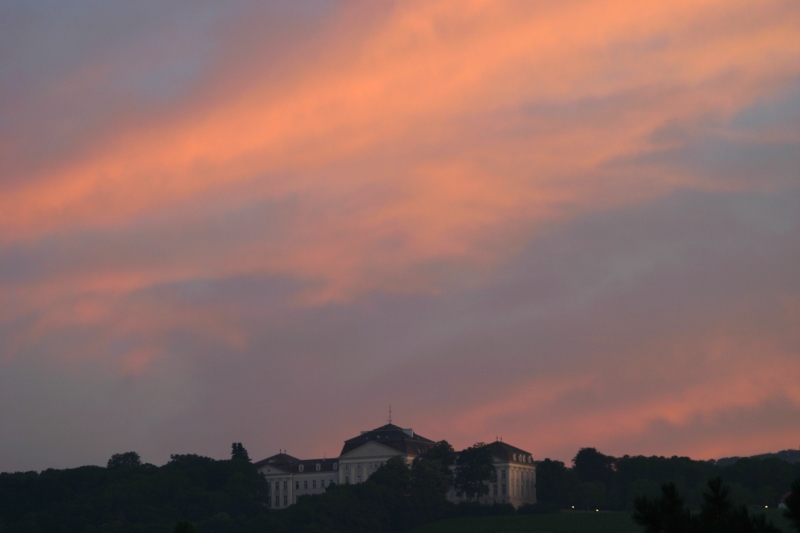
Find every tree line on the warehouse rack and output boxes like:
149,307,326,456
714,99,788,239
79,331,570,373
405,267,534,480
536,447,800,512
1,443,799,532
0,441,463,532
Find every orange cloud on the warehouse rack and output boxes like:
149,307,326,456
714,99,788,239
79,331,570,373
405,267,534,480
1,1,799,470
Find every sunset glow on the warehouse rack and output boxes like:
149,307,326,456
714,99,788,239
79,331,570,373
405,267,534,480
1,0,799,471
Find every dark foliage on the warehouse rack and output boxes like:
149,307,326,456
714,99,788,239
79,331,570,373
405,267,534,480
0,451,268,533
2,443,798,532
560,448,800,511
517,502,561,515
633,477,785,533
173,521,196,533
785,479,800,533
535,458,580,508
573,448,615,484
449,501,515,517
107,452,142,469
454,443,497,502
230,443,250,463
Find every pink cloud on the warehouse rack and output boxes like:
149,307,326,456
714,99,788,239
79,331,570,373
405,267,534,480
1,0,799,470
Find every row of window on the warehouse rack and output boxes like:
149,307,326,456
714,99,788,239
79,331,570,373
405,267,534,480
274,478,335,493
298,463,336,472
296,479,333,490
343,461,384,471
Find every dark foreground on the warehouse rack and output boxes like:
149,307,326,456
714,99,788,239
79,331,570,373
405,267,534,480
409,509,793,533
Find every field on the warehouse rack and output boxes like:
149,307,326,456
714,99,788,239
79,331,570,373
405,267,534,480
408,509,793,533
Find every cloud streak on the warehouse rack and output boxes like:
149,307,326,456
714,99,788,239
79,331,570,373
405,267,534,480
0,0,798,471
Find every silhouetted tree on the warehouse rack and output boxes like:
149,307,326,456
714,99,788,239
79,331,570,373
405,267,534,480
231,442,251,462
701,476,734,526
106,451,141,469
633,482,693,533
633,477,783,533
173,520,196,533
573,447,615,484
454,443,497,503
785,479,800,533
410,444,455,523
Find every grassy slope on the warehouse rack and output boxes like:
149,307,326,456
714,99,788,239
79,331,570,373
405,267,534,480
408,509,794,533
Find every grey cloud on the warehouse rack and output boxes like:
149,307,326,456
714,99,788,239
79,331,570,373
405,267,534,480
2,186,798,470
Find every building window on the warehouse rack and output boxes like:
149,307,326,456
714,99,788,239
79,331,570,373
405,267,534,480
313,480,317,489
295,481,299,490
357,475,362,483
304,480,308,489
275,496,280,507
299,465,304,472
283,481,287,491
345,464,349,470
316,464,321,471
502,484,506,496
275,481,280,491
345,476,349,483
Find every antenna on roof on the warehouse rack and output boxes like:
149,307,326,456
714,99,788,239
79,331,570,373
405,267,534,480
388,405,392,424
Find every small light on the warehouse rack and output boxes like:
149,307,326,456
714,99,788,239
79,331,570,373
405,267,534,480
765,506,769,509
571,506,575,509
595,509,599,512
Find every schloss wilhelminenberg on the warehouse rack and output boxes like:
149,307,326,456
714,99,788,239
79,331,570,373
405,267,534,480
255,422,537,508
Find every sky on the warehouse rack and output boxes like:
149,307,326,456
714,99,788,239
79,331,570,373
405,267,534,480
1,0,799,473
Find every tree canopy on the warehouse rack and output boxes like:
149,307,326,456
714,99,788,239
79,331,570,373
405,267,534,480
454,442,497,502
106,451,142,469
231,442,251,462
633,477,785,533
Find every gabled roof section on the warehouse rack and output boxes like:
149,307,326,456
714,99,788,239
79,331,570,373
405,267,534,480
291,458,338,474
340,423,436,457
483,441,534,464
254,452,300,470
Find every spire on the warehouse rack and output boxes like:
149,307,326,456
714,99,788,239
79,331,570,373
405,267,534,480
388,405,392,424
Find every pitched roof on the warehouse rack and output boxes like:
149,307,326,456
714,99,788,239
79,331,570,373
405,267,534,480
453,441,535,464
483,440,534,464
290,458,338,474
254,452,300,470
340,423,436,457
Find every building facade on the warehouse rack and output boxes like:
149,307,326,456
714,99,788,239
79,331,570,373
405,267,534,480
254,423,536,509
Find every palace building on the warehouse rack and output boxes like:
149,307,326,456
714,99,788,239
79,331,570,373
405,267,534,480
254,422,536,509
